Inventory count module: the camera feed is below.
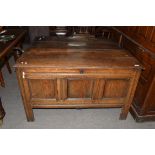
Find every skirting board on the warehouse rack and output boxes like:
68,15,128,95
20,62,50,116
130,105,155,122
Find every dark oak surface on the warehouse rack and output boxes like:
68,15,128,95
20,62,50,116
111,26,155,122
115,26,155,54
15,35,142,121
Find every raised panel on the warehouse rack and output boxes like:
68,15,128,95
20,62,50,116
67,79,93,98
29,79,56,99
103,79,129,98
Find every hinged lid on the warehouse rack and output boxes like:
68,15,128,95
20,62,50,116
14,48,143,70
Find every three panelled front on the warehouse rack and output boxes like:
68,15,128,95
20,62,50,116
21,70,133,108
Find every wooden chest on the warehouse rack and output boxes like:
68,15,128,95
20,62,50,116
15,48,142,121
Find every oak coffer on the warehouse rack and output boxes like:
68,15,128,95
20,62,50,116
15,48,142,121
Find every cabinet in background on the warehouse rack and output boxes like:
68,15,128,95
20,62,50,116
111,26,155,122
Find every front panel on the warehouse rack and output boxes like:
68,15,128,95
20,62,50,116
24,72,131,107
67,79,93,99
29,79,56,99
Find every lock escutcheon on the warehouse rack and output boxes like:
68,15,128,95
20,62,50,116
80,69,84,74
